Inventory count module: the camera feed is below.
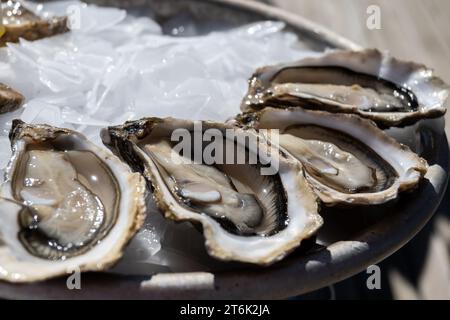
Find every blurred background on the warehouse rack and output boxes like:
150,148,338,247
262,0,450,299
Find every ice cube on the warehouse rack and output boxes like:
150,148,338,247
0,136,11,170
20,100,63,127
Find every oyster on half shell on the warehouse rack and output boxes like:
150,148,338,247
236,107,428,206
0,0,69,46
241,49,449,127
0,83,24,114
102,117,322,265
0,120,146,283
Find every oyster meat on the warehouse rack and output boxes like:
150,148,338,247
0,120,146,282
102,117,322,265
237,107,428,206
241,49,449,127
0,83,24,114
0,0,69,46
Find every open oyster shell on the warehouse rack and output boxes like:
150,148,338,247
241,49,449,127
0,83,24,114
0,0,69,46
0,120,146,283
102,117,322,265
236,107,428,206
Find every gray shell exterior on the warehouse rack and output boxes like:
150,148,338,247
0,84,24,114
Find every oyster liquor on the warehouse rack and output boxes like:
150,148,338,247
179,304,270,317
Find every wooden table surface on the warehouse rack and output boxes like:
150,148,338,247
268,0,450,300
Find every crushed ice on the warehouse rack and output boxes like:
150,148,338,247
0,1,319,274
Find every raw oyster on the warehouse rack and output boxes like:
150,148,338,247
0,0,69,46
0,120,146,283
0,83,24,114
236,107,428,206
102,117,322,265
241,49,449,127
